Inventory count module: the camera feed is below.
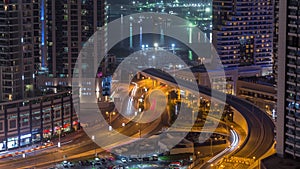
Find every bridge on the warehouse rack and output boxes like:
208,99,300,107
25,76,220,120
140,69,275,166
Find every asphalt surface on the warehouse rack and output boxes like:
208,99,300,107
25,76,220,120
142,69,275,163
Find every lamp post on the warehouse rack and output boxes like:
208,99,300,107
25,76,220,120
57,127,61,148
92,135,97,157
136,123,142,139
106,111,116,131
154,42,159,49
171,43,175,54
209,138,213,156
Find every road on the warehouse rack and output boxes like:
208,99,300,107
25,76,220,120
141,69,275,168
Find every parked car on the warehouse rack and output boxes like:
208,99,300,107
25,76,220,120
67,162,74,167
168,161,182,168
62,161,69,168
120,158,127,163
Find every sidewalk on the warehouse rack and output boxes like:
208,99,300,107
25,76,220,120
0,130,85,160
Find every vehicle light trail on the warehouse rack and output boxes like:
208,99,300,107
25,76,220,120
207,129,240,164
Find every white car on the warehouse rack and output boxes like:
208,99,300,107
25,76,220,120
120,158,127,163
62,161,68,168
67,162,74,167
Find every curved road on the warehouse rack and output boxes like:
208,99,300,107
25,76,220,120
142,69,275,160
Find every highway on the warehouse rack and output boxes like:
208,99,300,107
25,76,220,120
141,69,275,163
0,68,275,169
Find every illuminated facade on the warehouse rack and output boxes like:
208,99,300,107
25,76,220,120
175,65,263,95
45,0,106,81
0,88,79,151
237,76,276,116
212,0,274,68
0,0,41,101
277,0,300,159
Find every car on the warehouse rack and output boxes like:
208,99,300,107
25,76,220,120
152,156,158,161
142,157,150,161
84,160,90,166
95,161,102,165
130,158,138,162
168,161,182,168
62,161,69,168
94,158,102,166
100,158,107,164
78,160,83,166
120,158,127,163
67,162,74,167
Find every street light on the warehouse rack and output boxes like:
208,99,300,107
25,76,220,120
209,138,213,156
136,123,142,139
57,127,62,148
106,111,116,131
154,43,159,48
171,43,175,54
92,135,97,157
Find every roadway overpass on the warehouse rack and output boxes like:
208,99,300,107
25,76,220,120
140,69,275,161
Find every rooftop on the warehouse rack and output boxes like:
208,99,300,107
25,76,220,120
261,154,300,169
239,75,275,87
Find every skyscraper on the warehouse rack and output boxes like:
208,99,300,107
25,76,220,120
0,0,40,101
212,0,274,69
273,0,279,80
45,0,106,82
277,0,300,159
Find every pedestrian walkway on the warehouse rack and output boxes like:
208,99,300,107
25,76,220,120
0,130,84,160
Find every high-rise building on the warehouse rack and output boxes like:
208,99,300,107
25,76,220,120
273,0,279,79
276,0,300,159
44,0,106,83
212,0,274,69
0,0,40,101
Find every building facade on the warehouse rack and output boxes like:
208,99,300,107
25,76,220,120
212,0,274,68
277,0,300,159
0,88,79,151
175,65,263,95
237,76,276,117
0,0,41,101
45,0,106,81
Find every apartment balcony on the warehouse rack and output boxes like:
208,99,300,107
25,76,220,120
287,81,296,87
286,132,295,138
289,1,299,7
286,140,295,147
285,148,294,155
296,152,300,158
286,124,295,131
287,113,295,120
288,5,298,10
296,142,300,148
287,72,296,78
